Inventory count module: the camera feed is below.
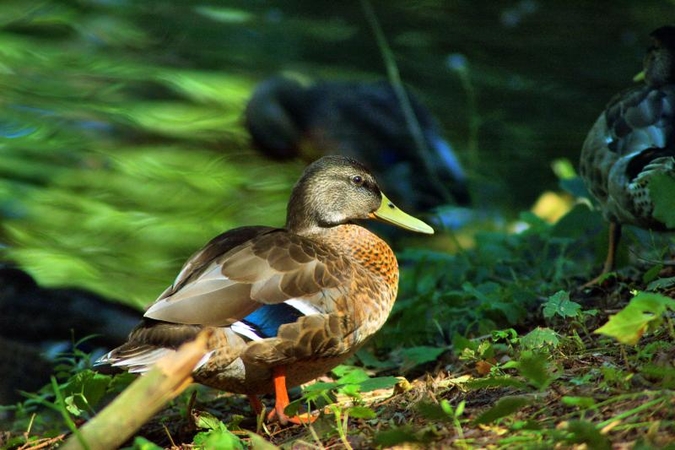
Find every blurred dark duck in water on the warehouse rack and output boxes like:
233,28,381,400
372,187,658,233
579,25,675,283
0,266,139,404
244,76,471,212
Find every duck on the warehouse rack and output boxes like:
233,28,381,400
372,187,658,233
579,25,675,283
0,266,139,404
97,155,433,424
244,75,470,212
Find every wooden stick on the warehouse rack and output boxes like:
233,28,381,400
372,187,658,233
62,329,212,450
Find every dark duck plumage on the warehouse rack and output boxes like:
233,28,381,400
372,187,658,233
97,155,433,424
0,266,139,404
579,25,675,283
244,76,470,211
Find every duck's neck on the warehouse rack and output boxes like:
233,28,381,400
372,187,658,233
645,48,675,87
307,224,399,289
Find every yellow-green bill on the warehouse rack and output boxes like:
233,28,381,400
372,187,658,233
371,193,434,234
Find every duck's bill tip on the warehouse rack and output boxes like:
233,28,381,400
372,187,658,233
371,194,435,234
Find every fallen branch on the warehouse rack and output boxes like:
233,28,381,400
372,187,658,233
62,329,212,450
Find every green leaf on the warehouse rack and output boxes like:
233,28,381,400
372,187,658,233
564,420,611,450
454,400,466,417
491,328,519,343
356,349,398,370
194,6,254,24
542,290,581,319
561,396,596,408
595,292,675,344
417,401,453,422
373,425,422,447
643,264,665,284
650,173,675,228
64,396,84,416
60,370,113,416
520,327,561,350
551,158,577,180
465,377,527,390
356,376,400,393
333,366,371,384
194,411,226,431
347,406,377,419
245,432,281,450
474,396,532,424
646,276,675,292
131,437,163,450
517,352,554,390
193,428,245,450
398,346,446,370
338,384,362,398
193,416,244,450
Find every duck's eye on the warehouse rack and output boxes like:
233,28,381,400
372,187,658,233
351,175,364,186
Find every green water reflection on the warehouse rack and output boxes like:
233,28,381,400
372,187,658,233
0,0,671,304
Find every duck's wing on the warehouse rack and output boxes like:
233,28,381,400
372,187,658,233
143,228,352,328
603,85,675,158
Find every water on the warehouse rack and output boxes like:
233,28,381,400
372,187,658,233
0,0,672,303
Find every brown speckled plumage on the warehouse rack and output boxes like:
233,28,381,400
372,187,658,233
579,26,675,280
97,155,432,423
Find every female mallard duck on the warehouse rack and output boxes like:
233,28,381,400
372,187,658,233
98,155,433,424
579,25,675,283
244,76,470,211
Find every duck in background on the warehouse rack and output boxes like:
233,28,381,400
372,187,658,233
579,25,675,284
98,155,433,425
0,266,139,404
244,75,471,214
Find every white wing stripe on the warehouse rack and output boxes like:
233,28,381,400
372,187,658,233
230,321,264,341
285,299,322,316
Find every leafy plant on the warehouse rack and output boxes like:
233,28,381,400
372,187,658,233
192,411,245,450
595,292,675,344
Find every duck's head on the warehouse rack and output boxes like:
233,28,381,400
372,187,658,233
644,25,675,86
285,155,434,235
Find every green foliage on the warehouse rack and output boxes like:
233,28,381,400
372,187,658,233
418,399,466,438
287,365,398,419
2,1,674,448
391,207,596,347
373,425,429,447
595,292,675,345
5,352,133,447
542,290,581,319
192,411,245,450
560,420,611,450
520,327,561,350
331,365,400,395
474,396,532,425
0,0,299,305
561,396,596,408
131,437,164,450
396,346,447,371
516,352,555,390
58,371,113,418
599,365,633,391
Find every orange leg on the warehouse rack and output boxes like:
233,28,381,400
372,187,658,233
583,220,622,288
602,221,622,275
266,366,316,425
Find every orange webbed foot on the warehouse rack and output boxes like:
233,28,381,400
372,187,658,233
266,406,316,425
268,366,316,425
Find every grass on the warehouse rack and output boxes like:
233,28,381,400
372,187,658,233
1,1,675,448
2,201,675,448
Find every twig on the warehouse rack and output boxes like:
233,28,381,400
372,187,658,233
61,329,212,450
